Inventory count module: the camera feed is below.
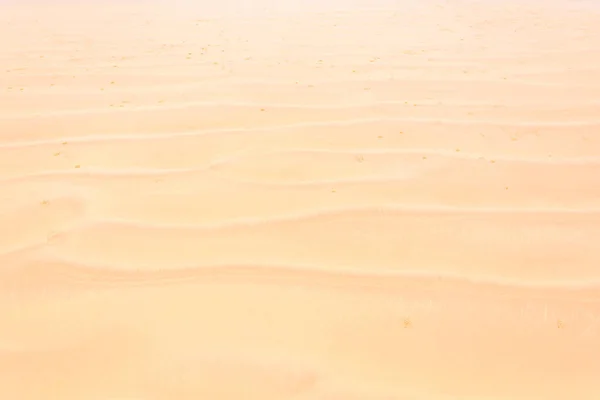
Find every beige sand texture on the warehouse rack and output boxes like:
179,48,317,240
1,0,600,398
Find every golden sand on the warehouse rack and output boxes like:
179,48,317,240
1,0,600,398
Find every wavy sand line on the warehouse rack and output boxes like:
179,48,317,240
3,158,597,197
3,182,600,246
2,116,600,148
36,209,600,282
3,149,600,182
5,255,600,297
1,132,598,178
7,75,600,91
2,101,599,122
42,204,600,232
3,204,600,257
4,143,600,165
1,160,599,184
8,98,600,118
6,81,600,114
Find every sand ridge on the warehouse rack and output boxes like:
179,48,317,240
1,0,600,398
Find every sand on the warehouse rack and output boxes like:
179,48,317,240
1,0,600,398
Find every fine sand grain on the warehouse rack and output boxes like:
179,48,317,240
1,0,600,398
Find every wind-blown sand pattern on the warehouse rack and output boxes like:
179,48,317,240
1,0,600,398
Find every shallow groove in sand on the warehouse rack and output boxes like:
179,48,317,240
6,98,600,119
3,146,600,180
35,208,600,283
2,101,600,122
2,116,600,148
41,204,600,231
4,258,600,296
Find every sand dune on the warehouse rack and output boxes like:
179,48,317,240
1,0,600,399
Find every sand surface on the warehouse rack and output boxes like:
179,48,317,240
1,0,600,398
